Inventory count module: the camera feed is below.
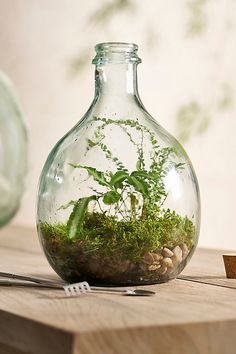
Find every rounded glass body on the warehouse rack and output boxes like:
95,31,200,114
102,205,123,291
37,43,200,285
0,71,27,228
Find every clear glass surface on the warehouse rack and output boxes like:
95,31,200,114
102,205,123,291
0,71,27,227
37,43,200,285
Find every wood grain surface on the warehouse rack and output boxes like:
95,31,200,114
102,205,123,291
0,225,235,354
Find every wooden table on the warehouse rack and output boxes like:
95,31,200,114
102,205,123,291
0,225,235,354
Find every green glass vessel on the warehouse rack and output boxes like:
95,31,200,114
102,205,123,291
37,43,200,285
0,71,27,228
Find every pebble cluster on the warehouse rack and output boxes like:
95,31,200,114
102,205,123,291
140,243,189,277
45,239,191,284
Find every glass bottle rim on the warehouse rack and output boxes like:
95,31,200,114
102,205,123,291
93,42,141,65
95,42,138,53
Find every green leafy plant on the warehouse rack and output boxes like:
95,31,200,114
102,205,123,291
63,117,184,239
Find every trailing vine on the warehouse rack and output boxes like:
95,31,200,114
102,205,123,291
63,117,184,238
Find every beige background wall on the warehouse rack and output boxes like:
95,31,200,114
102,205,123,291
0,0,235,249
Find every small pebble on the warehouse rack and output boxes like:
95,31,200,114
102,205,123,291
158,266,168,275
172,245,183,265
180,243,189,258
143,252,154,264
162,257,173,268
152,252,163,262
148,264,161,271
162,247,174,257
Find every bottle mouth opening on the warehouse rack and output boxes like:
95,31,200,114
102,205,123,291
95,42,138,53
93,42,141,65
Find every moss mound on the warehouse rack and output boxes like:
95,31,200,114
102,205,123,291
39,209,195,262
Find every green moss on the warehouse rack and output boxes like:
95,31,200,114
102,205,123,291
39,209,195,262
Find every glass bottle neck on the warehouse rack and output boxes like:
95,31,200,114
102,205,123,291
94,62,139,99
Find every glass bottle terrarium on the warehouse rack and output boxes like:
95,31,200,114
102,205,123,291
37,43,200,285
0,71,27,228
